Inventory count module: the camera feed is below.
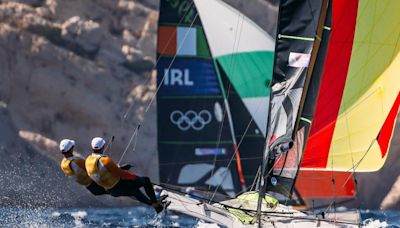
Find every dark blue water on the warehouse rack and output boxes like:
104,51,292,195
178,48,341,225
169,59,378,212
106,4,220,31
0,207,217,227
0,206,398,227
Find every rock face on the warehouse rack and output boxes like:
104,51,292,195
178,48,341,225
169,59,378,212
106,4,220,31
0,0,158,207
381,176,400,210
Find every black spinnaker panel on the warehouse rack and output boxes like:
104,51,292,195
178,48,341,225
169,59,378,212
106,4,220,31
263,0,329,197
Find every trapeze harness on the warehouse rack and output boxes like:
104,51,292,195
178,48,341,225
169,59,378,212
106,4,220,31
61,156,108,195
61,157,92,186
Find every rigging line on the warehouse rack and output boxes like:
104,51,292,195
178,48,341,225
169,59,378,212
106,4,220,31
157,182,295,215
330,150,337,221
122,127,140,165
208,104,226,192
323,201,333,217
309,198,356,211
260,106,287,181
208,11,247,196
119,3,198,164
160,156,263,166
259,151,293,187
303,86,379,150
321,1,394,110
118,124,140,165
341,97,360,216
144,13,200,114
233,168,268,197
121,0,196,121
208,8,243,192
103,135,115,155
231,183,255,197
215,13,244,148
210,97,265,201
209,123,244,201
341,138,377,186
251,167,261,192
332,3,378,187
215,2,243,148
158,182,360,226
310,1,386,124
335,0,400,187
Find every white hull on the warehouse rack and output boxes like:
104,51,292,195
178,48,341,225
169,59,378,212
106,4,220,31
161,189,359,227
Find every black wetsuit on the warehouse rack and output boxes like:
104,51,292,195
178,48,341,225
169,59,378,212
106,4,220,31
108,177,158,206
86,181,109,195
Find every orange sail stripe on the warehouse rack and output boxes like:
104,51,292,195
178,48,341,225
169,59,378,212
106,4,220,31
296,170,356,198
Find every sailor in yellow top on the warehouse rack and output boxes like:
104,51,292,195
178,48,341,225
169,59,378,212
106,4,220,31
85,137,166,213
59,139,108,195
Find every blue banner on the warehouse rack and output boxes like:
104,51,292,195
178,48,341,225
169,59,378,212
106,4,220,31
195,148,226,156
157,58,221,96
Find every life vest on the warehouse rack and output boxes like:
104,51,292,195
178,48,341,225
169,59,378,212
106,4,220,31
61,157,92,186
85,154,120,189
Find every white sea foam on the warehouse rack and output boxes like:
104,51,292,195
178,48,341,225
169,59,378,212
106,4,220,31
169,214,180,220
196,221,220,228
70,210,87,218
363,218,389,228
70,210,87,227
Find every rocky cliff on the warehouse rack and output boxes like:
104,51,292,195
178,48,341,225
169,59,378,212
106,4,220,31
0,0,159,207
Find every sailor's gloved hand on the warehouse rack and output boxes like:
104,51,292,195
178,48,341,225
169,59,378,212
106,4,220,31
119,164,133,170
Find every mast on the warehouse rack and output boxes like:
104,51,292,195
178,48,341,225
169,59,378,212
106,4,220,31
213,61,247,190
256,98,272,228
256,0,329,225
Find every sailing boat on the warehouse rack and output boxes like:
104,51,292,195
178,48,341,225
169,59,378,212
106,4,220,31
153,0,400,227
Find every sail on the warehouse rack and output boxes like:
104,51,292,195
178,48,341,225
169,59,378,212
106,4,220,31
264,0,328,197
157,0,274,196
194,0,275,186
302,0,400,171
296,0,356,200
297,0,400,199
194,0,275,136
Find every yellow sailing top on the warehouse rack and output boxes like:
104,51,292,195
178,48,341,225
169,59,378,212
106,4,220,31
61,156,92,186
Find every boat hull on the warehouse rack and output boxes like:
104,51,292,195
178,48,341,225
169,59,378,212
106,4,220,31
161,189,358,227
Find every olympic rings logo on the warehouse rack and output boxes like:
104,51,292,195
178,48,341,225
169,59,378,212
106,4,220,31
170,110,212,131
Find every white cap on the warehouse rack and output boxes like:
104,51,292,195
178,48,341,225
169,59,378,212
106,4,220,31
59,139,75,153
91,137,106,150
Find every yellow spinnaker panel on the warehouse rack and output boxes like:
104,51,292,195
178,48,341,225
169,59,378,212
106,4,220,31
328,0,400,171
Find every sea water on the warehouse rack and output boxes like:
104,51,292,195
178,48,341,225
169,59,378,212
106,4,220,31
0,207,397,227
